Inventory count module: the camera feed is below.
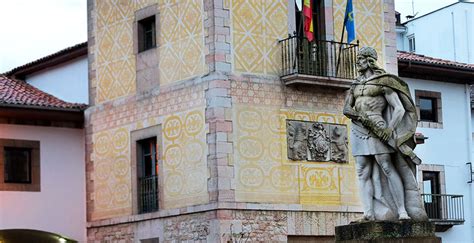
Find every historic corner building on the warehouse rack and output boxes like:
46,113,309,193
86,0,397,241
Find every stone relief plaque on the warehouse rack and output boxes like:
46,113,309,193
287,120,308,161
286,120,348,163
307,123,330,161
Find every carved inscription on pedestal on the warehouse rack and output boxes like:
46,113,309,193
287,120,348,163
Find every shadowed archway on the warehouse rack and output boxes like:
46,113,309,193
0,229,76,243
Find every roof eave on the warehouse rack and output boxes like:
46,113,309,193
0,105,84,128
0,102,86,112
398,60,474,84
4,42,87,79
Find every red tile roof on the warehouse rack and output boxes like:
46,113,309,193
397,51,474,71
0,75,86,111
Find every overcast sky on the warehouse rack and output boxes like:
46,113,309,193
395,0,459,22
0,0,87,73
0,0,464,73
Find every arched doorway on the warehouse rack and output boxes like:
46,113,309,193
0,229,76,243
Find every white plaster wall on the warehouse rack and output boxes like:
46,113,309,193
396,26,406,51
399,3,474,64
404,77,473,243
0,124,86,242
25,57,88,104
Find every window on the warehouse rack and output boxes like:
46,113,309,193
131,126,161,215
138,16,156,52
415,90,442,128
137,137,159,213
408,34,415,52
4,147,31,183
140,238,159,243
134,5,160,95
419,97,437,122
0,139,40,191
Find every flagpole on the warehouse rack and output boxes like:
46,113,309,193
336,7,349,77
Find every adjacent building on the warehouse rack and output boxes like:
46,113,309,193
398,51,474,242
396,1,474,64
85,0,398,241
5,42,89,104
0,75,87,242
396,2,474,241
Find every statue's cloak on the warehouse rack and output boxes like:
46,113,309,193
358,73,428,221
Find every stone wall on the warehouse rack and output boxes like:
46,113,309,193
88,211,218,242
88,223,135,242
87,209,360,242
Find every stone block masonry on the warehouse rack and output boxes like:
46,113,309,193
87,209,360,242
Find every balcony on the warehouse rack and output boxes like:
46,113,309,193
139,175,159,213
279,34,358,89
422,194,465,232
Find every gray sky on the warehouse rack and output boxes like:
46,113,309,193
0,0,87,73
395,0,459,22
0,0,463,73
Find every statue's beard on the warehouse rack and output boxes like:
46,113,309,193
357,66,368,74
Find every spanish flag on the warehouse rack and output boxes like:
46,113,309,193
303,0,314,42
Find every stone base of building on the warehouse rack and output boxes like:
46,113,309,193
87,209,362,242
335,220,440,243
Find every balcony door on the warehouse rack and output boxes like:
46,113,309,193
295,0,326,41
423,171,442,219
137,137,159,213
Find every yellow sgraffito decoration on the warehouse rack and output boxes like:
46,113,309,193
91,108,208,220
92,127,132,220
230,0,288,75
94,0,207,103
233,104,359,207
161,108,208,209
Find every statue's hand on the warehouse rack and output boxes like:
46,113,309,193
343,108,361,121
378,127,393,142
359,114,371,127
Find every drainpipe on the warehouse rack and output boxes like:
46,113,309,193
451,12,457,61
464,84,474,242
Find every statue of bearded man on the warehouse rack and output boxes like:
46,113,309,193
343,47,428,221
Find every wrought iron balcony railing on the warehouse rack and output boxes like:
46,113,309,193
422,194,464,232
139,175,159,213
279,34,358,88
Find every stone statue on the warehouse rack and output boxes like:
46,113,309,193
343,47,428,221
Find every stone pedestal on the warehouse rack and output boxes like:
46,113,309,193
335,221,441,243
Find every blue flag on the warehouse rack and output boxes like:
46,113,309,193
344,0,355,43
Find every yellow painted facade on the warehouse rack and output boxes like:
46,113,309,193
226,0,389,208
229,0,288,75
233,104,359,206
92,126,132,219
91,107,208,220
161,109,208,209
230,0,387,74
94,0,207,104
88,0,392,222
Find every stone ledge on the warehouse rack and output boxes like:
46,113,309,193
335,221,439,243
